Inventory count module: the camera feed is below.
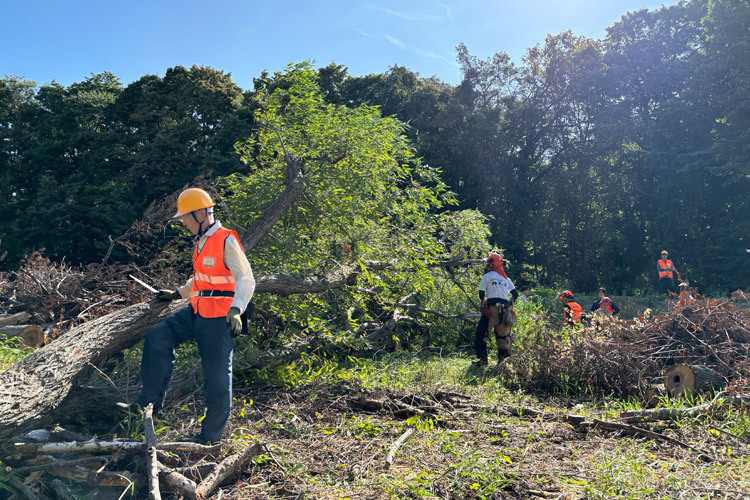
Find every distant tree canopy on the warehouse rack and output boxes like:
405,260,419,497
1,0,747,293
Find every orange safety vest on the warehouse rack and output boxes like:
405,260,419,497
564,302,582,323
190,228,242,318
598,298,613,314
658,259,674,279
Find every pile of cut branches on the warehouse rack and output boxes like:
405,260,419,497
636,293,750,382
0,255,164,345
500,294,750,397
1,405,264,500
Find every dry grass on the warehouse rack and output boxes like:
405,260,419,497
194,367,750,500
2,352,750,499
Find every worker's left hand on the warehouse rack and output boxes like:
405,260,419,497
226,307,242,336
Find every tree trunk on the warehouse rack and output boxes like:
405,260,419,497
0,311,30,327
240,153,305,251
0,299,182,441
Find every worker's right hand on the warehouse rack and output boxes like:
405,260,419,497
156,289,181,301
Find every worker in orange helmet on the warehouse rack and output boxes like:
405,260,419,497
474,252,518,365
591,287,619,316
558,290,582,325
126,187,255,445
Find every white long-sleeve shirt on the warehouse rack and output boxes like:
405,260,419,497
177,221,255,313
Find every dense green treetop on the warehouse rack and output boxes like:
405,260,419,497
1,0,748,294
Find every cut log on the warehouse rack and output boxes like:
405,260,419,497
194,443,263,499
663,364,724,398
157,463,197,500
0,325,44,347
0,311,30,327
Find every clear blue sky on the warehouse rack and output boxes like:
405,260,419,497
2,0,670,90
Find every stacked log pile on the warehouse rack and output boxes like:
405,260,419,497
0,312,44,348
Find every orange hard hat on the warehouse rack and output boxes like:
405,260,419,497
486,253,503,270
173,188,214,218
559,290,574,300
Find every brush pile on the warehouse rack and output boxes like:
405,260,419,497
501,292,750,398
0,251,184,348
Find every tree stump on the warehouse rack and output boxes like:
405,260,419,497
663,364,724,398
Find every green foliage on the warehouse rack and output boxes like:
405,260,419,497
2,0,748,302
0,336,33,373
222,63,489,352
509,301,554,355
0,66,253,267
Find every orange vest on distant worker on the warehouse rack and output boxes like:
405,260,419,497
564,302,582,323
190,228,241,318
658,259,674,279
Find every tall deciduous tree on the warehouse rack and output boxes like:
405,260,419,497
223,63,490,348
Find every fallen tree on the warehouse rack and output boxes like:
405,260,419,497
0,299,180,441
0,257,481,441
0,67,490,443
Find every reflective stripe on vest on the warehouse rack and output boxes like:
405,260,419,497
565,302,582,323
658,259,673,279
190,228,243,318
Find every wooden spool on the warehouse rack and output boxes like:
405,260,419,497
663,364,723,398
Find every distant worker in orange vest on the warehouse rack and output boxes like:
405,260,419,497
558,290,582,325
657,250,678,296
121,188,255,445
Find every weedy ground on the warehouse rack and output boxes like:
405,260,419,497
110,353,750,500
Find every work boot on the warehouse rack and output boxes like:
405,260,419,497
114,402,142,414
497,348,510,364
178,434,212,445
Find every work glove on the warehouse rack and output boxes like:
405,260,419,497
156,289,181,301
226,307,242,337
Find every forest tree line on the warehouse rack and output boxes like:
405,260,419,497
1,0,748,294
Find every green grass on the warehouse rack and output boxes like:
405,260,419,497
6,330,749,499
244,352,750,499
0,336,33,373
